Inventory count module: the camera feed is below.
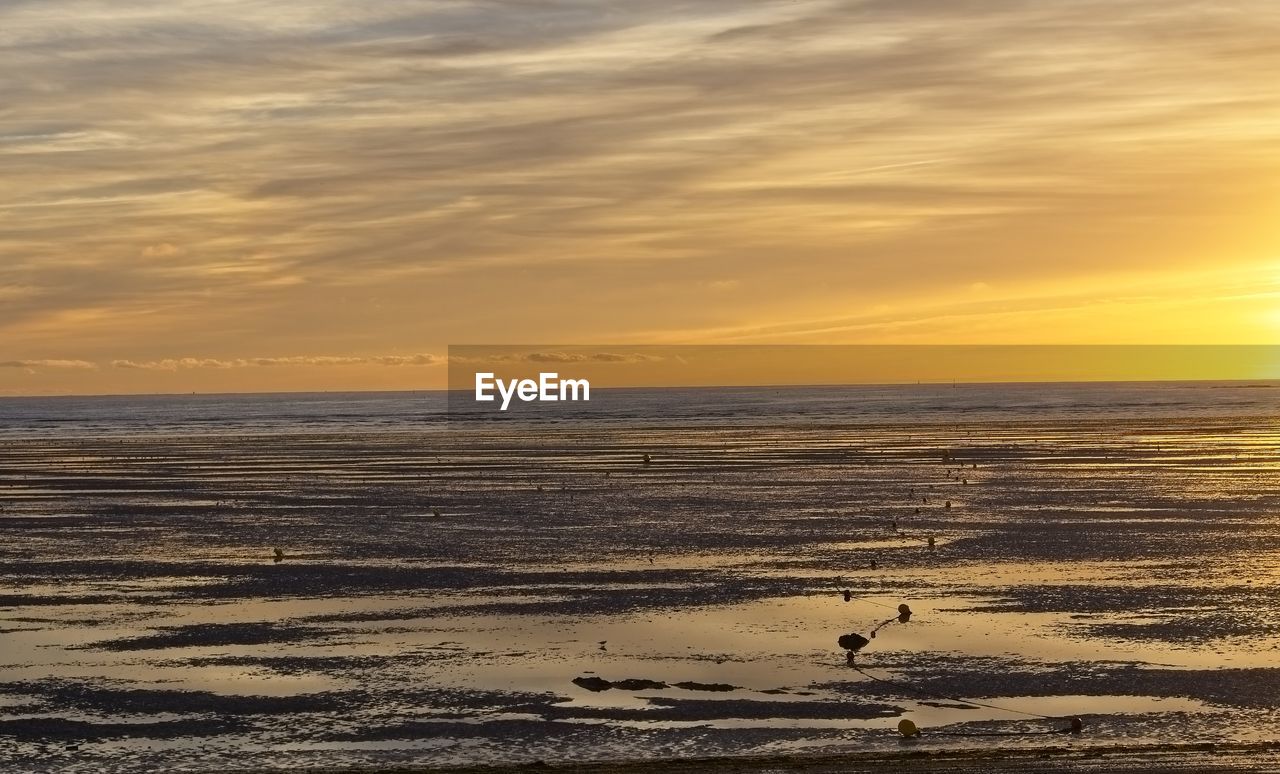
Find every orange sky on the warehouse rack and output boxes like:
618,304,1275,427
2,1,1278,394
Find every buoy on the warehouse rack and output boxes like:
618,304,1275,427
927,535,936,548
642,453,651,465
838,632,871,652
898,718,921,737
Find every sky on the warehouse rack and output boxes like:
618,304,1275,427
2,0,1279,394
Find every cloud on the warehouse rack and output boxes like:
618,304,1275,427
524,352,588,363
111,358,238,370
457,351,663,364
370,354,441,366
2,0,1278,372
250,356,366,367
111,354,441,370
140,242,182,258
588,352,664,363
0,359,96,369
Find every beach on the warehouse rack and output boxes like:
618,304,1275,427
254,741,1280,772
2,384,1279,772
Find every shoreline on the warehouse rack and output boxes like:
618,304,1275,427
232,741,1280,773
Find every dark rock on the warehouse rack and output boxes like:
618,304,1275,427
611,679,668,691
672,681,736,692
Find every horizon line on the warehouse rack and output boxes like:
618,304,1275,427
2,375,1277,400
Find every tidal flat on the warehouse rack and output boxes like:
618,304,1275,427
1,386,1279,771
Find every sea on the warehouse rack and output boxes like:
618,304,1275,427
1,380,1278,436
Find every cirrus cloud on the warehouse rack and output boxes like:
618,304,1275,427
0,359,97,369
110,354,441,370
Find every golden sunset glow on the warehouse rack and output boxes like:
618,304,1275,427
2,1,1279,394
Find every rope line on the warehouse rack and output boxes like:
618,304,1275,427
839,593,900,612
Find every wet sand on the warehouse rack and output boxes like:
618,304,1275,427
272,741,1280,773
2,408,1280,771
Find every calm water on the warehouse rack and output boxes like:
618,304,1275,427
1,381,1278,436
